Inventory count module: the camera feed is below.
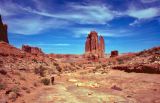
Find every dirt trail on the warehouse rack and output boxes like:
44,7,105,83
27,81,136,103
24,70,160,103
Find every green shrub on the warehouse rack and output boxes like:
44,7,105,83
41,78,50,85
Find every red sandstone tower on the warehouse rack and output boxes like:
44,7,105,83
85,31,105,60
0,15,9,43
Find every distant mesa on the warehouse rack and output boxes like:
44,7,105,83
110,50,119,58
22,45,44,55
0,15,9,43
85,31,105,60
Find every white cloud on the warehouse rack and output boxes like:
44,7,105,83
141,0,159,3
73,28,133,37
128,8,159,19
0,0,160,35
31,43,70,46
19,4,114,24
6,17,69,34
0,0,116,34
127,7,160,26
0,0,27,16
129,19,140,26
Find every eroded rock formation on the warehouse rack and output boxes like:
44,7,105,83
85,31,105,60
22,45,44,55
0,15,9,43
99,36,105,57
110,50,119,58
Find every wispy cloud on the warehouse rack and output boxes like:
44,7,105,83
0,0,116,34
0,0,160,35
127,7,160,26
0,0,22,16
141,0,159,3
0,0,70,34
19,3,114,24
35,43,71,46
128,7,159,19
72,28,134,37
6,17,70,34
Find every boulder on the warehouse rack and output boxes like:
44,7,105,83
110,50,118,57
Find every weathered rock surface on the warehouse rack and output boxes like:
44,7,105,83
107,46,160,74
22,45,44,55
85,31,105,60
110,50,119,58
0,15,9,43
112,64,160,74
99,36,105,57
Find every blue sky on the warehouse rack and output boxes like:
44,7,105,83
0,0,160,54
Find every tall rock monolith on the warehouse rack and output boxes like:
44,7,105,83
0,15,9,43
85,31,105,60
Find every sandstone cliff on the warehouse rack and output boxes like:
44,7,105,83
22,45,44,55
0,15,9,43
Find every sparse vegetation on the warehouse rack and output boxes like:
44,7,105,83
11,86,20,93
32,58,38,63
41,78,50,85
95,65,101,70
0,83,6,90
56,65,62,72
34,65,47,77
117,58,124,64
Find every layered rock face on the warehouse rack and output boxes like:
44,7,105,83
0,15,9,43
85,31,105,60
22,45,44,55
110,50,119,57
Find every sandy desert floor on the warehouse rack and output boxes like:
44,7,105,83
19,69,160,103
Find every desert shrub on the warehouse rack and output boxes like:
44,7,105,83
117,58,124,64
6,86,20,95
41,78,50,85
32,58,38,63
102,64,106,67
53,63,62,72
34,65,47,77
56,65,62,72
53,62,59,66
6,86,20,102
95,65,101,70
0,83,6,90
11,86,20,93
